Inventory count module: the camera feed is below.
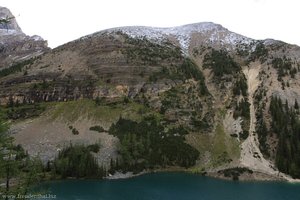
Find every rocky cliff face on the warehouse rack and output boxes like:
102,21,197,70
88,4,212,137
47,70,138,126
0,6,49,69
0,6,22,31
2,16,300,180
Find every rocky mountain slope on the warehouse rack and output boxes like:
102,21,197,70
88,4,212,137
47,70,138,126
1,7,300,181
0,6,49,69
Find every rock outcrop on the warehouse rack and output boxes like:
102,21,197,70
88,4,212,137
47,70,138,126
0,6,49,69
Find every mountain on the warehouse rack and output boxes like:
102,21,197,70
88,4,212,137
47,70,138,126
1,9,300,181
0,6,49,69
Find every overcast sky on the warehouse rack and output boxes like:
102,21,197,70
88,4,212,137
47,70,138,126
2,0,300,48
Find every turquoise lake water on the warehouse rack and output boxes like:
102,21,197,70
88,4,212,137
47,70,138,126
36,172,300,200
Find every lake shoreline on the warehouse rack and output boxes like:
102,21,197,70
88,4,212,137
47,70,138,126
104,168,300,183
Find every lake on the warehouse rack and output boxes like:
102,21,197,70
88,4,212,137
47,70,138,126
35,172,300,200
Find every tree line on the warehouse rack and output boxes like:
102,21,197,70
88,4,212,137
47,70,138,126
109,116,199,173
270,96,300,178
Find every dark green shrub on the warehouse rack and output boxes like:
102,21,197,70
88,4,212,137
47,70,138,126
90,125,106,133
72,128,79,135
87,144,100,153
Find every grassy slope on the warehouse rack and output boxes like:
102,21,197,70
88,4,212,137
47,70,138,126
48,99,161,124
187,123,240,172
49,100,241,169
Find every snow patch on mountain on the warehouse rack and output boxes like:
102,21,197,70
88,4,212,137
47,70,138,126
104,22,223,54
0,29,21,36
84,22,255,55
107,22,253,54
32,35,44,41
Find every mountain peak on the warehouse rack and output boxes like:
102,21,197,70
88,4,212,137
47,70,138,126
92,22,252,55
0,6,22,33
172,22,224,32
0,7,49,69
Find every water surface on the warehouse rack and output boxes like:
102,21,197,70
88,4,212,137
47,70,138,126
36,172,300,200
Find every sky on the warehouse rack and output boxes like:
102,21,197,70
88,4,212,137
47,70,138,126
1,0,300,48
